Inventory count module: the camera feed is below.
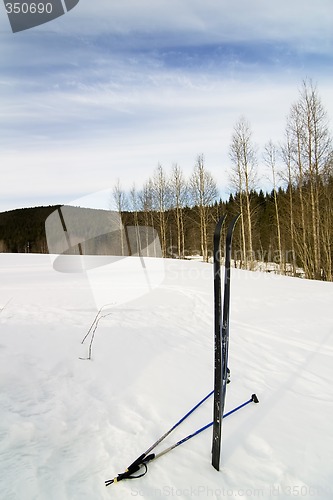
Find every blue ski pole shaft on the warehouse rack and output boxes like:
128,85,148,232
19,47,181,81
152,394,259,462
127,389,214,471
144,389,214,455
105,390,214,486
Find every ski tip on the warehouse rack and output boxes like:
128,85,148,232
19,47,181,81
211,458,220,471
251,394,259,404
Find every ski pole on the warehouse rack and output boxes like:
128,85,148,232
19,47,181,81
148,393,259,463
105,389,214,485
105,393,259,486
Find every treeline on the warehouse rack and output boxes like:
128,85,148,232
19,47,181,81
117,79,333,281
1,182,332,281
1,79,332,281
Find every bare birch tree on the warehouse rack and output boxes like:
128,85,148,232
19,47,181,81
284,79,332,279
190,154,218,262
169,163,187,258
281,131,297,276
112,179,127,255
229,117,257,269
264,140,283,272
129,183,141,254
139,179,158,257
152,164,170,257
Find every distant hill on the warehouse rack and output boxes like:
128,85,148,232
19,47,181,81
0,205,155,255
0,206,61,253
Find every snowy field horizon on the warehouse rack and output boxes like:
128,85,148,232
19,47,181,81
1,253,333,499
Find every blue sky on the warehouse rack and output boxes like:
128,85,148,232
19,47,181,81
0,0,333,212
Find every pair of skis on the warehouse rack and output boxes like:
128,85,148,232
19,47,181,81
105,212,258,485
212,213,241,470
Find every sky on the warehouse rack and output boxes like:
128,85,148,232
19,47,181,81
0,0,333,212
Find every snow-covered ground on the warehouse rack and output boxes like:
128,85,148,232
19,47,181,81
1,253,333,499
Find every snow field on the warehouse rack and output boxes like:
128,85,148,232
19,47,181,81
1,253,333,499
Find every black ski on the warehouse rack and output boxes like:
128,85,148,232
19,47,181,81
211,214,226,470
212,213,241,471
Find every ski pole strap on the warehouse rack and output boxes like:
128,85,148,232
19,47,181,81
104,463,147,486
105,453,155,486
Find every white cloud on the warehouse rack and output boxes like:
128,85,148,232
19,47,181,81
3,76,331,212
41,0,333,52
0,0,332,212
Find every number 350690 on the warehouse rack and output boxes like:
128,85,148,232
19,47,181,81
5,2,53,14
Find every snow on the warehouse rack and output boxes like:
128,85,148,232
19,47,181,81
1,253,333,499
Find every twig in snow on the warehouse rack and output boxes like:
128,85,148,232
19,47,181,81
79,304,113,360
0,297,12,314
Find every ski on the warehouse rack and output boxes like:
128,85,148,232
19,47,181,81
211,214,226,470
105,393,258,486
212,213,241,471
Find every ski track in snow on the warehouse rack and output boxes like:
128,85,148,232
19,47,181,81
1,254,333,499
